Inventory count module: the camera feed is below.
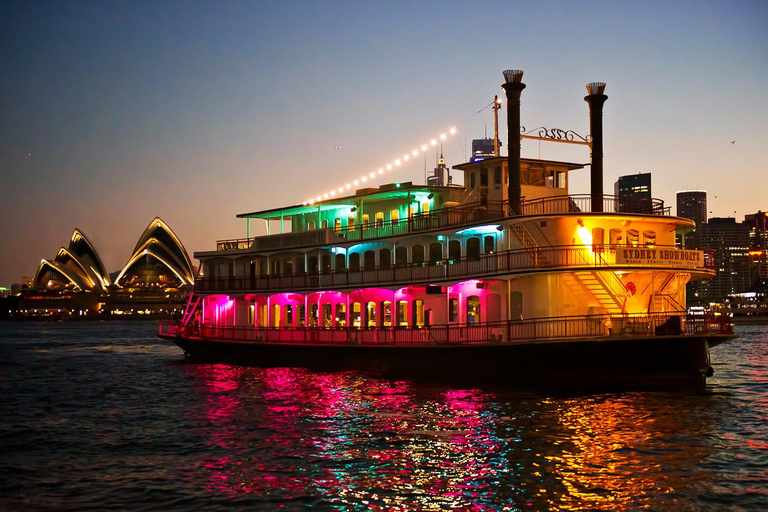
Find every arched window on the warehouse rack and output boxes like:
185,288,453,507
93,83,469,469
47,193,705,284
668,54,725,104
379,248,391,269
283,258,293,275
351,302,361,328
362,214,370,229
334,218,341,231
322,303,332,327
643,230,656,247
449,240,461,262
397,300,408,326
391,209,399,225
321,219,328,229
349,253,360,272
381,301,392,326
335,303,346,327
272,259,281,276
335,253,346,272
366,301,377,328
308,256,319,274
412,245,425,264
272,304,281,327
395,247,408,266
467,237,481,260
413,299,425,328
308,220,316,230
627,229,640,246
347,216,355,231
364,250,376,271
609,228,622,246
375,212,384,229
467,296,481,324
429,242,442,263
483,235,495,254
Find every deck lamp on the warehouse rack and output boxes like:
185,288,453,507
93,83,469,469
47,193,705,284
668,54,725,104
501,69,525,216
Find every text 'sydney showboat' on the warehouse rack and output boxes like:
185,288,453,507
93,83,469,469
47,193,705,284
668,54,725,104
159,70,735,389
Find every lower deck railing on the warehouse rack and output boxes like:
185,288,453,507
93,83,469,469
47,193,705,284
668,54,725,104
159,313,732,346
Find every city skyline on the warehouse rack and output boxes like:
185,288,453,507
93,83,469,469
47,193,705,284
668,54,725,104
2,1,767,285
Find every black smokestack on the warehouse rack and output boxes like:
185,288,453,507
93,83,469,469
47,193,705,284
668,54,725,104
584,82,607,213
501,69,525,215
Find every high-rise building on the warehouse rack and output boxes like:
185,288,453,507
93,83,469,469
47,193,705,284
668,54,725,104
470,138,497,162
745,210,768,288
614,173,652,213
677,190,707,248
688,217,750,304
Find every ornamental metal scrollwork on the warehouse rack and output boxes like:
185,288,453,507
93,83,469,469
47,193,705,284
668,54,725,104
521,126,590,143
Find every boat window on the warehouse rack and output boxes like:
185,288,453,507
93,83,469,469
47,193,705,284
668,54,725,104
397,300,408,326
375,212,384,229
380,249,391,269
643,230,656,247
556,171,566,188
366,301,376,328
470,172,476,189
283,258,293,275
592,228,605,253
467,296,480,324
449,240,461,262
413,299,425,328
362,214,370,229
321,254,332,273
321,219,328,229
347,216,355,231
322,304,332,328
286,304,293,326
248,303,255,324
272,304,281,328
390,209,399,225
335,253,345,272
335,303,346,327
422,202,430,214
309,304,319,327
467,237,481,260
308,256,319,274
296,257,305,274
395,247,408,266
297,304,305,327
408,206,415,218
364,250,376,271
429,242,442,263
260,304,267,327
449,298,458,322
382,301,392,327
349,253,360,272
351,302,361,328
480,169,488,187
308,220,316,230
609,229,623,246
627,229,640,246
484,235,495,254
494,167,502,186
272,259,281,276
412,245,425,264
259,259,268,276
334,218,341,231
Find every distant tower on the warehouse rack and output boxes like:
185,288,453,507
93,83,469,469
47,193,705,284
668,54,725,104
470,138,497,162
677,190,707,227
427,152,451,186
614,173,652,213
677,190,707,249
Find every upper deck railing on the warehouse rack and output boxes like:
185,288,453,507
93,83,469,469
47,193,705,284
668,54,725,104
195,244,711,294
214,194,671,251
159,312,732,346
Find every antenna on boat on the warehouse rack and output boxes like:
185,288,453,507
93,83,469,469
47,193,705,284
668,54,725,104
493,95,501,157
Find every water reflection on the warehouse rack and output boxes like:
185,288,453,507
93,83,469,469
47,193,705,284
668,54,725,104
190,365,735,510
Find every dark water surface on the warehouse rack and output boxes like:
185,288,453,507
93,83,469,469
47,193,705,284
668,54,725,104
1,321,766,511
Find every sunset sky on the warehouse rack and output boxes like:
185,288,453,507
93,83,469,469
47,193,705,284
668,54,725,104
1,0,767,285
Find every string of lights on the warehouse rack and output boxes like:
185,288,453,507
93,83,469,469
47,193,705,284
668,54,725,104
303,126,458,206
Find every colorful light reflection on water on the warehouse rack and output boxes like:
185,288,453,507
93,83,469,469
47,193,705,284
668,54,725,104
188,350,768,510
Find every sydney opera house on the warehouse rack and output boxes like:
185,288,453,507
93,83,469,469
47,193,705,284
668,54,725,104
20,218,195,318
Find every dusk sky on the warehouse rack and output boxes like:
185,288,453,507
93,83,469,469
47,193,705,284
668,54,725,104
1,0,766,286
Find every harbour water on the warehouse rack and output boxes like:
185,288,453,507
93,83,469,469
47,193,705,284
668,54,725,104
1,321,766,510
